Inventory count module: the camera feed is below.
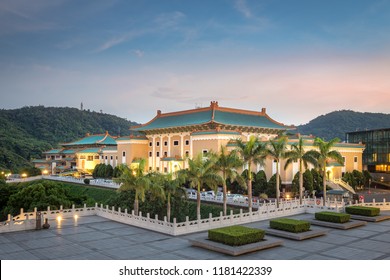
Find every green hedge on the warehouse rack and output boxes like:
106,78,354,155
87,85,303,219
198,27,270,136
315,211,350,223
345,206,380,217
270,218,310,233
208,226,265,246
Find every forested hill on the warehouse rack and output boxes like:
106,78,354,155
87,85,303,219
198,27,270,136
297,110,390,140
0,106,138,170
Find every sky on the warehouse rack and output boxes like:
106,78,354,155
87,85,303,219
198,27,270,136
0,0,389,126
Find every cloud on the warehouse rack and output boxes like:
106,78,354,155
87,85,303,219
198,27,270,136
151,87,193,101
234,0,252,18
133,49,144,57
154,11,186,28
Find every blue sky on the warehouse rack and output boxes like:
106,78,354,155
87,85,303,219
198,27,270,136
1,0,389,125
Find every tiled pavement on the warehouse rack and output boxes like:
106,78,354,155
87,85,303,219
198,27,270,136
1,212,390,260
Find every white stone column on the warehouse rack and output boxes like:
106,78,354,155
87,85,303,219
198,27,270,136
168,135,171,157
180,134,184,158
152,136,156,170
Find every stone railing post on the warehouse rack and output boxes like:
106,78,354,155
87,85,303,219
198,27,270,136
84,203,87,210
118,207,121,214
147,213,150,219
125,209,128,215
20,208,24,218
60,205,63,211
209,213,212,225
95,202,98,208
185,216,189,227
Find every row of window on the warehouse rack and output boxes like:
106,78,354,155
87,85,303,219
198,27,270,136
149,140,190,147
149,151,191,157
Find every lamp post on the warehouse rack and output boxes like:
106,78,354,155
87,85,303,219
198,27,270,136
368,179,371,194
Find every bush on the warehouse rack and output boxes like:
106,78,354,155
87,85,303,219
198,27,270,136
208,226,265,246
315,211,350,223
346,206,380,217
84,178,90,185
270,218,310,233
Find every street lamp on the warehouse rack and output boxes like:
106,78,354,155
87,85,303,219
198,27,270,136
368,179,371,194
21,173,27,179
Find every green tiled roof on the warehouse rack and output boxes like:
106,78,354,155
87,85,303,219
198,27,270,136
191,130,241,136
133,106,290,132
213,111,286,129
62,149,75,154
134,110,212,131
77,148,101,154
161,157,184,161
102,146,117,152
62,134,117,146
326,162,344,167
32,159,48,163
44,149,62,154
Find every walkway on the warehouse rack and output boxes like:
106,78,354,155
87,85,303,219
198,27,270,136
1,212,390,260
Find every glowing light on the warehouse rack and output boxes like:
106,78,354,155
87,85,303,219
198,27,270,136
74,215,78,219
42,169,48,175
56,216,62,222
21,173,27,178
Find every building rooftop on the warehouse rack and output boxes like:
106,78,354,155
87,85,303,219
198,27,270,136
132,101,294,133
62,132,117,147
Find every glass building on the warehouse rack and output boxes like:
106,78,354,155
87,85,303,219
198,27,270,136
346,128,390,173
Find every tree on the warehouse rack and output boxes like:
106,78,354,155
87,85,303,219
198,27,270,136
235,136,267,212
310,137,344,205
115,159,152,216
266,136,288,208
178,153,222,219
158,173,186,222
311,168,323,193
213,146,245,216
284,137,317,204
253,170,267,196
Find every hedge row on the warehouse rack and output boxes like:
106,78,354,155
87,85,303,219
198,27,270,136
345,206,380,217
208,226,265,246
270,218,310,233
315,211,350,223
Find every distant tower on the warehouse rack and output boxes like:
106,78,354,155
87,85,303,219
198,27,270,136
80,102,83,111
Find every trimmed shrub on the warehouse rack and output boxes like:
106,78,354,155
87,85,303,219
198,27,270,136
208,226,265,246
84,178,90,185
315,211,350,223
346,206,380,217
270,218,310,233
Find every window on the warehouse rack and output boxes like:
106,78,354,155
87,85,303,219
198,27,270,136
149,152,152,157
354,156,358,163
87,156,93,161
110,156,113,160
174,140,179,146
122,151,126,157
185,140,189,145
149,142,152,147
156,152,160,157
202,149,208,156
156,167,160,171
94,156,99,159
164,151,167,157
105,156,107,160
185,151,189,157
156,141,160,147
149,167,152,171
164,167,168,173
164,141,168,146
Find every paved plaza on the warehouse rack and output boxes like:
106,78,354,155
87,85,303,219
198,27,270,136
1,212,390,260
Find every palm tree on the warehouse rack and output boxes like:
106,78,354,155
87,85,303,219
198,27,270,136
159,173,186,222
213,146,245,216
115,159,152,216
284,137,318,204
178,153,223,219
266,136,288,208
311,137,344,206
235,136,267,212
